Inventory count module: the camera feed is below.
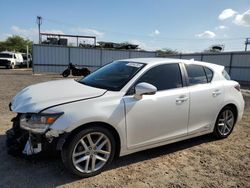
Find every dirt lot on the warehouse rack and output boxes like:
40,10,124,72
0,68,249,188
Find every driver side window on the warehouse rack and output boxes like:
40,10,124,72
127,63,183,95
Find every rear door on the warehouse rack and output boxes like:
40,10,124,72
185,64,224,134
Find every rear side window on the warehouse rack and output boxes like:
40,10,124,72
185,64,207,85
204,67,213,82
222,69,231,80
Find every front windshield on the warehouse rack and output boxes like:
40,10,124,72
79,61,145,91
0,53,13,58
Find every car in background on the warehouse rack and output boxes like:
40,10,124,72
0,51,23,69
7,58,244,177
21,53,32,67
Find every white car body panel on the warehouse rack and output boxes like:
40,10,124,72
10,58,245,157
11,79,106,113
123,87,189,149
187,81,225,134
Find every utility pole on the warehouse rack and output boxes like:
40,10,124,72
36,16,42,44
245,38,250,51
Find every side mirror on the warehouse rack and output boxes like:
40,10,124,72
134,82,157,99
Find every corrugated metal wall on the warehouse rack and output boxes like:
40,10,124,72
33,45,250,82
33,44,156,73
164,52,250,82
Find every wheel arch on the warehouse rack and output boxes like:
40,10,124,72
218,103,238,122
59,121,121,158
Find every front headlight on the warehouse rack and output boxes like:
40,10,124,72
20,113,63,134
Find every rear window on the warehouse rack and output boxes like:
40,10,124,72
222,69,231,80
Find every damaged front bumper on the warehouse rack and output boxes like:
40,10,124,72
6,115,68,156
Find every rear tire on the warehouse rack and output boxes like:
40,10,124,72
213,106,236,139
61,126,116,177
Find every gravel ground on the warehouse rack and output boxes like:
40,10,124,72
0,68,249,188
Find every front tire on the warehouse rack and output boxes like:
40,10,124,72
11,63,15,69
61,126,116,177
62,69,70,77
8,63,15,69
213,106,236,139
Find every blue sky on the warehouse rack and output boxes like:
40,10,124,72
0,0,250,52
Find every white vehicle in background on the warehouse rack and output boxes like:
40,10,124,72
7,58,244,177
21,53,32,67
0,51,23,69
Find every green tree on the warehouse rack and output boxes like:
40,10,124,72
0,35,33,53
156,48,179,56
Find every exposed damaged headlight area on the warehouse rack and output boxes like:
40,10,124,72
20,112,63,134
6,114,66,156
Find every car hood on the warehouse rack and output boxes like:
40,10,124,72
11,79,106,113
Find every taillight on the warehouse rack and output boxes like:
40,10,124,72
234,84,241,92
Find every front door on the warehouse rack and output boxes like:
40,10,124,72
123,63,189,149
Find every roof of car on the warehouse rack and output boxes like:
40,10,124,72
121,57,224,72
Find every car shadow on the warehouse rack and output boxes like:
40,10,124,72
110,134,216,170
0,133,217,187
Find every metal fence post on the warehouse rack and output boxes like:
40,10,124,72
229,53,233,75
68,47,71,65
201,53,204,61
100,48,103,67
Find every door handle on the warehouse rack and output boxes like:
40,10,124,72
212,90,221,97
176,96,189,104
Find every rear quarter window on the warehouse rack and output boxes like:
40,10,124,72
204,67,213,82
222,69,231,80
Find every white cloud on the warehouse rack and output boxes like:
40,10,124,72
215,25,228,30
195,30,216,39
149,29,160,36
71,28,104,38
154,29,160,35
10,25,65,41
233,9,250,27
11,25,37,38
43,29,64,34
219,9,237,20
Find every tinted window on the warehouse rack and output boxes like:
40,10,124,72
222,69,231,80
185,64,207,85
135,63,183,91
0,53,12,58
204,67,213,82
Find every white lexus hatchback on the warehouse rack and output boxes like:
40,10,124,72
7,58,244,177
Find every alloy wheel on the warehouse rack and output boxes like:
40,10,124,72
217,109,235,136
72,132,111,173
